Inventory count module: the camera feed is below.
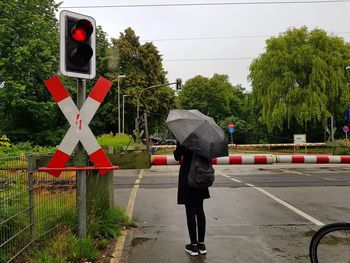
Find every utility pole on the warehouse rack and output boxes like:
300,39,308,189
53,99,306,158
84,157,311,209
144,111,150,153
117,75,126,134
331,115,334,141
76,79,87,238
122,94,131,134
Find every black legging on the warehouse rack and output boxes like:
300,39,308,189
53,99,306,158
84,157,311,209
185,200,206,244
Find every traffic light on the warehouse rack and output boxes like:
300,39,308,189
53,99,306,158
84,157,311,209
140,118,145,130
176,78,182,90
60,10,96,79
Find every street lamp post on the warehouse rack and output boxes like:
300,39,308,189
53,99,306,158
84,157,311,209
135,79,182,142
122,94,131,134
117,75,126,134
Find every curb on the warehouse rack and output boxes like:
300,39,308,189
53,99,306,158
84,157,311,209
151,155,350,165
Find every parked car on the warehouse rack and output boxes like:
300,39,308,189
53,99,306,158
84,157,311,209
154,139,177,145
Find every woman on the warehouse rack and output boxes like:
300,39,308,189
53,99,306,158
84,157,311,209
174,141,210,256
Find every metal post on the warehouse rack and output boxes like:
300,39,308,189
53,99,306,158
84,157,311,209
28,155,35,240
230,133,233,144
136,93,142,143
118,79,121,134
117,75,126,134
331,115,334,141
123,95,125,134
77,79,87,238
144,111,150,153
123,94,130,134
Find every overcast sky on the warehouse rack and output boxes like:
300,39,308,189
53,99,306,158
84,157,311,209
56,0,350,91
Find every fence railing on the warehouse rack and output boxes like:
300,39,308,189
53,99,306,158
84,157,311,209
0,155,76,263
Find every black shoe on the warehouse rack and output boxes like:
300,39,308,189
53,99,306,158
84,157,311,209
185,244,198,256
197,243,207,254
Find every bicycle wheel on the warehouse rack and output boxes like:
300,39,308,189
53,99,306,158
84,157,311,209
309,222,350,263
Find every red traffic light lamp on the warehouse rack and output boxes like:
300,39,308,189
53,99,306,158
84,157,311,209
60,11,96,79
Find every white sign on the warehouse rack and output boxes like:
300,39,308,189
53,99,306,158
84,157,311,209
294,134,306,144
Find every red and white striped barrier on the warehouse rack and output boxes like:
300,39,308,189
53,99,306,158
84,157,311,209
151,155,350,165
277,155,350,164
44,76,113,177
151,155,274,165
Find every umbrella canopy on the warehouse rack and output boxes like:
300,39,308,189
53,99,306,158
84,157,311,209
166,109,228,159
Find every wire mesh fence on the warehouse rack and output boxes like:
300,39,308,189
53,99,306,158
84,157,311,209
0,155,76,263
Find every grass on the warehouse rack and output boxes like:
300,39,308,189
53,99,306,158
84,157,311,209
97,133,146,152
97,133,133,153
24,205,134,263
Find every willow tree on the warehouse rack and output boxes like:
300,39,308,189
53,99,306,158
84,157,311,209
249,27,350,136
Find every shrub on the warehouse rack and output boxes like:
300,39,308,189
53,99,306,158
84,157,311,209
0,135,11,147
97,133,133,153
0,142,55,157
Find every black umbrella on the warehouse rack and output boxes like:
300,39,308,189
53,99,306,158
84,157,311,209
166,109,228,159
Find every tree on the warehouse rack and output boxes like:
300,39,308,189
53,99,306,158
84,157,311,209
178,74,242,121
0,0,65,145
100,28,176,135
249,27,350,141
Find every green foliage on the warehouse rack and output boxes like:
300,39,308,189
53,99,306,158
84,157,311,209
97,133,134,152
96,239,109,250
0,0,64,145
94,27,176,135
70,237,99,262
0,142,55,157
88,206,134,239
218,116,249,144
25,205,132,262
0,135,11,147
26,228,99,263
327,139,350,155
27,250,64,263
249,27,350,139
0,180,28,244
178,74,234,120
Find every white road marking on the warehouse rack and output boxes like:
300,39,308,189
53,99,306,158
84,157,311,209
216,171,242,183
217,170,324,226
112,169,144,263
250,184,324,226
278,168,311,176
323,177,336,181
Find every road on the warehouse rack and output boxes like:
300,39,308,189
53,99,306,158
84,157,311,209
113,164,350,263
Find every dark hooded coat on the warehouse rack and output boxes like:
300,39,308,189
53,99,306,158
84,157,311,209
174,143,210,205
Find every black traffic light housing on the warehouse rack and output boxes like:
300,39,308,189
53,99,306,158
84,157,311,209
176,78,182,90
60,10,96,79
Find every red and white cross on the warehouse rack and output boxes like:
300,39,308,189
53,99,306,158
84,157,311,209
44,76,113,177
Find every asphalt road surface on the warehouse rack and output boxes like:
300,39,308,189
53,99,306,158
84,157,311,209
113,164,350,263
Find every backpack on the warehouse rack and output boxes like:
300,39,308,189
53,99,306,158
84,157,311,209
188,153,215,188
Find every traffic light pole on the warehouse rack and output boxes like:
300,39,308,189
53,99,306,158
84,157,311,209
76,79,87,238
135,80,181,143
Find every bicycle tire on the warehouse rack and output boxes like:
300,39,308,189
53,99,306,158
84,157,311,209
309,222,350,263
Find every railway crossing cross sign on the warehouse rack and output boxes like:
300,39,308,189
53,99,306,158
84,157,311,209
43,75,114,177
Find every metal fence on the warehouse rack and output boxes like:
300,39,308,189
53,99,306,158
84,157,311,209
0,155,76,263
